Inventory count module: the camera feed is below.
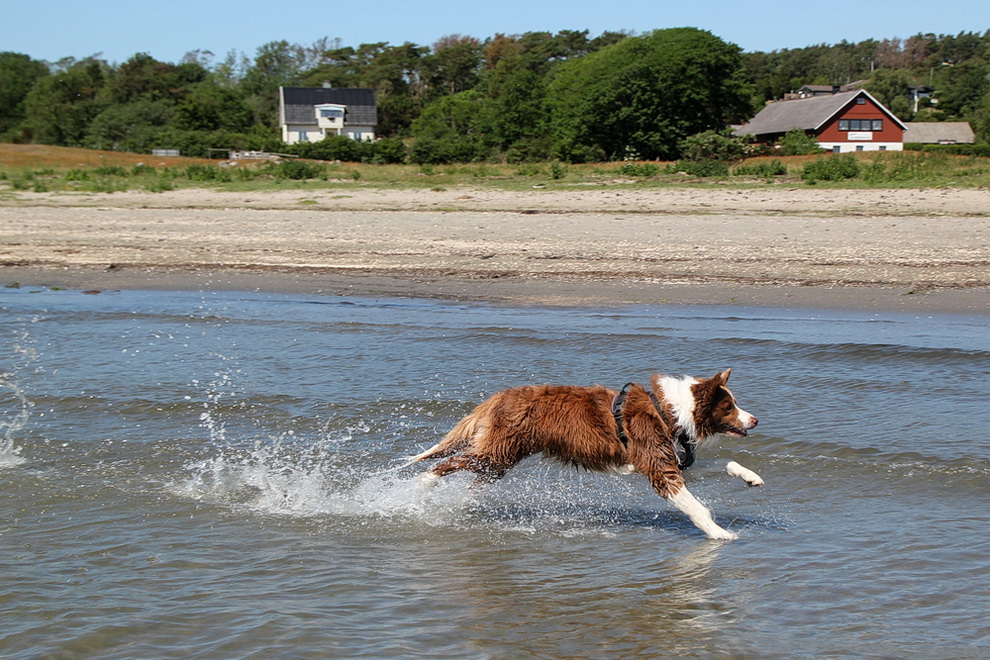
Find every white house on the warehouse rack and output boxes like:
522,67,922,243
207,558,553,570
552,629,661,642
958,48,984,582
278,86,377,144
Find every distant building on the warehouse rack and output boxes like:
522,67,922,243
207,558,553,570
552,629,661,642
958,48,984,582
734,90,907,153
907,85,935,113
786,81,866,100
903,122,975,145
278,85,377,145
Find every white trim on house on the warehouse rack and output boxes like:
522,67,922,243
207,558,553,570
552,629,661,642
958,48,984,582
278,86,377,145
817,141,904,153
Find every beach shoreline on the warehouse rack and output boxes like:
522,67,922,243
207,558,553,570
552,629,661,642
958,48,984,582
2,186,989,314
3,264,989,315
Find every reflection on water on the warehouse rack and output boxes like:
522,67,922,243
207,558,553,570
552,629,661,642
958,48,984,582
1,287,989,657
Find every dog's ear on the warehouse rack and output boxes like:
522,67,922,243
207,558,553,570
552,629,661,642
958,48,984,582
715,368,732,384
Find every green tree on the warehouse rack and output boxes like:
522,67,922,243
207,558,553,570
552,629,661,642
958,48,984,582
0,52,49,139
173,82,252,132
241,40,307,96
242,40,308,127
932,60,990,117
481,46,550,155
866,69,913,119
105,53,206,104
84,98,173,151
22,60,107,146
212,49,251,89
420,35,483,100
474,30,600,159
410,90,493,163
359,42,427,136
971,88,990,143
548,28,754,161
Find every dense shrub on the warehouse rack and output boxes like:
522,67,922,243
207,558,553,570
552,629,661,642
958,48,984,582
616,162,660,177
367,137,408,164
777,128,825,156
292,135,364,161
270,160,326,180
918,143,990,157
410,135,488,164
284,135,408,164
801,154,860,183
680,130,751,162
183,164,231,181
732,159,788,177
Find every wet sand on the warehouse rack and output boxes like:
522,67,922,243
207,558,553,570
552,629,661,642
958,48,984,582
2,186,988,313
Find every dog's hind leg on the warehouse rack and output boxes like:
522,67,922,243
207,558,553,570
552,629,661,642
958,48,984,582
726,460,764,487
419,453,517,489
403,411,487,468
416,470,442,488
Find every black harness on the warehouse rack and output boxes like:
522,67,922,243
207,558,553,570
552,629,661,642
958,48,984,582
611,382,695,469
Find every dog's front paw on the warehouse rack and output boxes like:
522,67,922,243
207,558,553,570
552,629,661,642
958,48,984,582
708,527,739,541
726,460,764,487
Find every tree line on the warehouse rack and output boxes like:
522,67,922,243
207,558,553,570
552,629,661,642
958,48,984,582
1,28,988,163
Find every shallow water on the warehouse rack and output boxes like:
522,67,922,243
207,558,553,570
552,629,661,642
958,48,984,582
2,287,988,658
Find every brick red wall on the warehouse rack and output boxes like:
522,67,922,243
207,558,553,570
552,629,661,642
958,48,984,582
816,97,903,143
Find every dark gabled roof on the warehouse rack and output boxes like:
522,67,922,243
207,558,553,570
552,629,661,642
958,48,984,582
734,90,906,137
796,81,865,94
280,86,377,126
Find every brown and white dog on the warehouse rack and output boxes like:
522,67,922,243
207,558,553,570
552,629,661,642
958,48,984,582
405,369,761,540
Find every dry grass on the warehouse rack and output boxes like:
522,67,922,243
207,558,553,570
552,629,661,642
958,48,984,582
0,143,215,169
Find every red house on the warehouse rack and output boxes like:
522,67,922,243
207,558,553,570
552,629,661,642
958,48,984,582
734,90,907,153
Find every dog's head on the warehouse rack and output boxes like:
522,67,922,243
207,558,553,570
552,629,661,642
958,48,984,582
655,369,760,443
693,368,758,439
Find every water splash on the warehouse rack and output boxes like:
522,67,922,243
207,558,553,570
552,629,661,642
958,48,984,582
0,379,30,468
1,325,38,468
170,433,473,522
196,369,232,446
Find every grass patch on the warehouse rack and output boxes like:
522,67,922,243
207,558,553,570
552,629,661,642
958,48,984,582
2,144,989,193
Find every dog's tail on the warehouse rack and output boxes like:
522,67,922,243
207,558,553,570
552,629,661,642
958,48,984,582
400,442,446,467
400,411,482,468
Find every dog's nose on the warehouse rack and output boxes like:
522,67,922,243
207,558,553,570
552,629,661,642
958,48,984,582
750,416,759,428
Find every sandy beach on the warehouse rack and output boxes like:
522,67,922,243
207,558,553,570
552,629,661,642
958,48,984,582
2,185,989,312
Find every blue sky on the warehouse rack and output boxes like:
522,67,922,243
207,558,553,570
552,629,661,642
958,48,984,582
2,0,987,65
